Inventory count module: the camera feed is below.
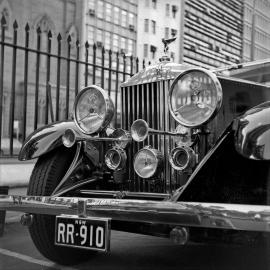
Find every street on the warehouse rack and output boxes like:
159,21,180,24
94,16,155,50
0,222,269,270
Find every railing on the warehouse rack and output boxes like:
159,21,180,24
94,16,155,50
0,16,147,157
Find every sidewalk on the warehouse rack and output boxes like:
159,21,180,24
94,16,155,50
0,158,35,223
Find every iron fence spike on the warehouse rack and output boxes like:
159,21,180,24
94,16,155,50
57,33,62,41
1,15,6,26
25,23,30,31
13,20,18,29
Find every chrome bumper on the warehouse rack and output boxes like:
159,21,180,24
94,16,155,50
1,195,270,232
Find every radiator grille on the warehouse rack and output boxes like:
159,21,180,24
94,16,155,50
121,81,183,193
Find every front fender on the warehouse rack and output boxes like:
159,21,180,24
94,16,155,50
234,101,270,160
18,120,81,160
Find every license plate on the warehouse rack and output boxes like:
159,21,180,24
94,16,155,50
55,215,111,251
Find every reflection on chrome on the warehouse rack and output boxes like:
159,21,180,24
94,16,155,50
134,146,164,178
234,101,270,160
169,146,196,171
73,85,114,135
169,68,222,127
105,148,127,171
2,195,270,232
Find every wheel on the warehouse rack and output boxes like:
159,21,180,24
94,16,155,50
27,146,96,265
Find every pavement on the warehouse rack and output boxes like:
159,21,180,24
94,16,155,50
0,158,35,224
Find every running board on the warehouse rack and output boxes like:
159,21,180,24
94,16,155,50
1,195,270,232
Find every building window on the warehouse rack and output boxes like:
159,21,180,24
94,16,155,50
113,34,119,52
87,25,94,44
121,10,127,27
152,0,157,9
171,29,177,37
166,4,170,16
165,27,169,39
150,45,156,59
144,19,149,32
151,20,156,34
97,29,103,44
129,13,135,26
97,1,103,19
105,31,111,50
88,0,95,10
114,7,120,24
120,37,126,51
128,39,134,55
144,44,148,58
172,5,178,18
105,3,112,22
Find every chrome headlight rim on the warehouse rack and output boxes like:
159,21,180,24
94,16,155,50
169,146,196,171
133,146,163,179
105,147,127,171
168,68,223,128
73,85,114,135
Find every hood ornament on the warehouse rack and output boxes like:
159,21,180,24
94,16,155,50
160,37,177,62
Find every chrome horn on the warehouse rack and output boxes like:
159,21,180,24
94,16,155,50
131,119,190,142
62,128,131,148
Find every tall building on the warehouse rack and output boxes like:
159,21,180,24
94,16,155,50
182,0,244,69
242,0,270,62
137,0,182,63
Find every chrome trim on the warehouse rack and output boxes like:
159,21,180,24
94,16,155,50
169,146,196,171
51,142,83,196
234,101,270,160
131,119,186,142
73,85,114,135
133,146,164,179
78,190,171,200
62,128,131,144
110,128,131,149
52,177,98,197
105,147,127,171
2,195,270,232
168,68,223,128
121,62,192,87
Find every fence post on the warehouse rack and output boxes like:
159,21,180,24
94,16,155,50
0,15,6,155
0,186,9,237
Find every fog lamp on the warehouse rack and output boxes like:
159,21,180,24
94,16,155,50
169,146,196,171
62,128,76,148
134,147,163,178
105,148,127,171
131,119,149,142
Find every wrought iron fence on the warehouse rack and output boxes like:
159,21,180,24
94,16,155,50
0,16,147,157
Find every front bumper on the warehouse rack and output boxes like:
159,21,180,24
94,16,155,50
1,195,270,232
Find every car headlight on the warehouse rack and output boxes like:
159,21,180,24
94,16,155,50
168,68,222,127
105,148,127,171
134,147,163,179
73,85,114,134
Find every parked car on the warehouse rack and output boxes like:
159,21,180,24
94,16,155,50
1,51,270,265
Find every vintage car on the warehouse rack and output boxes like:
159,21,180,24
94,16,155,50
1,44,270,265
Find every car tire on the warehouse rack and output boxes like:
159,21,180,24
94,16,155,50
27,146,96,265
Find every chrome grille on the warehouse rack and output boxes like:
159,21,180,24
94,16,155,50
121,81,182,193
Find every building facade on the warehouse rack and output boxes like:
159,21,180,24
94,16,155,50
182,0,244,69
137,0,182,63
0,0,81,141
242,0,270,62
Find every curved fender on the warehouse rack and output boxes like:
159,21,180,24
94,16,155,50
18,120,82,161
234,101,270,160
